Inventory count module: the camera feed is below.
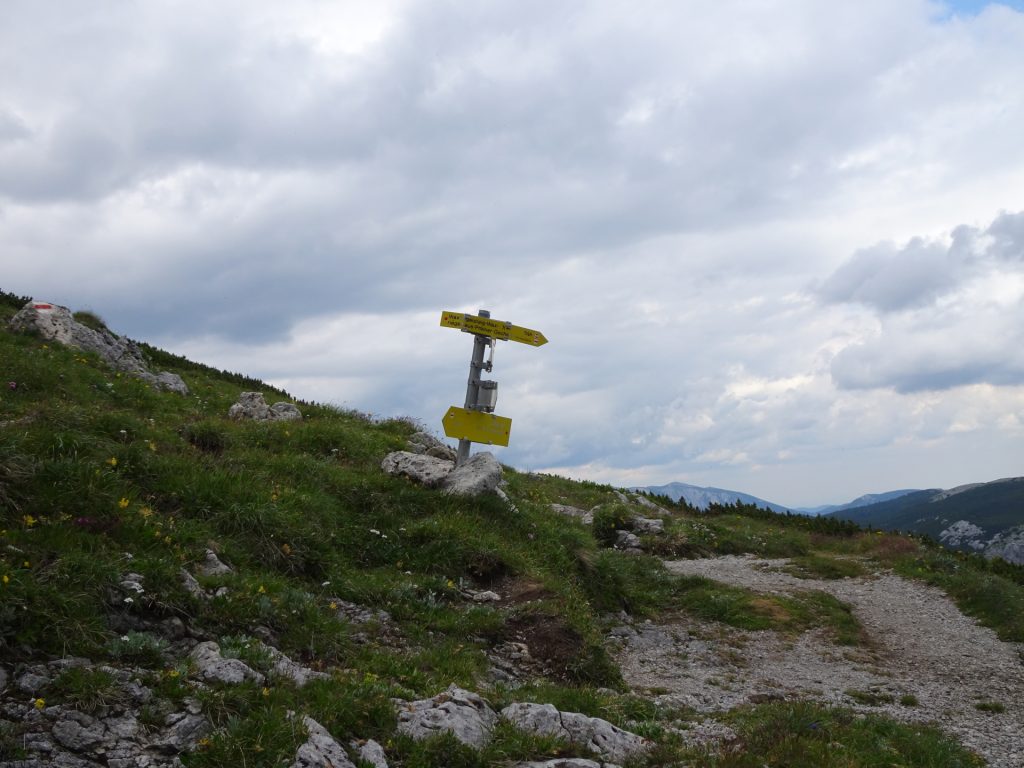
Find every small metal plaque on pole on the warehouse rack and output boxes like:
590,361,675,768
439,309,547,465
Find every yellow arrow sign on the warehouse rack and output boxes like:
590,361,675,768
440,311,548,346
442,406,512,447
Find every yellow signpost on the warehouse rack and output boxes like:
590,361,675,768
440,309,547,465
442,406,512,447
440,311,548,347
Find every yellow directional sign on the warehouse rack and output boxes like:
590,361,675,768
442,406,512,447
440,311,548,346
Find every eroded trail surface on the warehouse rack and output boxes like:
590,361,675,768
611,555,1024,767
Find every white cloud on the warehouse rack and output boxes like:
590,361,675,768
2,1,1024,506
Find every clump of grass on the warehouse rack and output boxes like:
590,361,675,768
46,667,130,714
785,554,867,580
72,310,109,332
974,700,1005,713
845,688,895,706
106,631,168,667
900,694,919,706
704,701,984,767
591,503,633,547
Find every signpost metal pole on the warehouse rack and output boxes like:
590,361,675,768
456,309,491,466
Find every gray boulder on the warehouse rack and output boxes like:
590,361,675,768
381,451,454,488
291,716,356,768
197,549,233,577
264,644,328,687
396,685,498,748
442,452,502,496
352,739,389,768
551,504,594,525
501,703,648,764
190,641,265,685
407,431,458,462
8,301,188,394
228,392,302,422
631,516,665,535
615,531,642,550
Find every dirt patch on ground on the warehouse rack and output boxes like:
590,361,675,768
611,555,1024,768
501,613,583,681
493,576,555,606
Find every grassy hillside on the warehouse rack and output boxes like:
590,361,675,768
1,291,1015,767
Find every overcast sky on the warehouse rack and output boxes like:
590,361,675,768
3,0,1023,507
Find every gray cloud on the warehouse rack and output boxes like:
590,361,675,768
4,1,1024,505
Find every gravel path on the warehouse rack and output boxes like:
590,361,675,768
611,555,1024,767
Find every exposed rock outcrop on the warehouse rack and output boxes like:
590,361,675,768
290,716,357,768
8,300,188,394
380,451,454,488
407,431,457,462
396,685,499,748
189,641,265,685
228,392,302,422
442,452,503,496
500,702,649,764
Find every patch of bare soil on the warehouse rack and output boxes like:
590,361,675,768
611,555,1024,767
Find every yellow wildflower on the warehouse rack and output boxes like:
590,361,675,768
22,515,36,528
34,698,45,710
139,506,153,519
2,575,9,585
262,687,270,697
329,601,338,610
166,669,180,678
148,441,157,452
118,497,130,509
22,561,30,568
107,457,118,468
163,536,172,545
257,585,266,594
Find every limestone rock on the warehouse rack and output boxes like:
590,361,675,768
8,301,188,395
291,716,356,768
189,641,265,685
407,431,457,462
630,494,668,514
263,645,328,687
631,516,664,535
351,739,389,768
52,712,106,752
551,504,594,525
150,712,210,754
380,451,453,488
228,392,302,422
180,569,206,600
615,531,642,550
501,703,648,764
197,550,232,577
442,452,502,497
512,761,619,768
270,402,303,422
396,685,498,749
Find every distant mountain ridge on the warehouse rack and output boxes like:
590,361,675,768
828,477,1024,564
634,481,794,513
800,489,920,516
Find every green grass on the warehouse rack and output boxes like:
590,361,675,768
0,295,1010,767
784,553,868,580
696,701,984,767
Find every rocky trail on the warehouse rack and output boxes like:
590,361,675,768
611,555,1024,767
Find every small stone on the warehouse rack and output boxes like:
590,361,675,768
197,550,232,577
189,641,265,685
